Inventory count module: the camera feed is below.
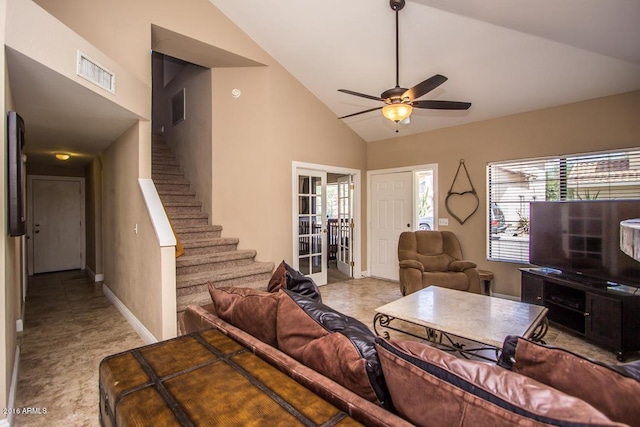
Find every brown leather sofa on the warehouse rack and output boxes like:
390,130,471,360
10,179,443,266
174,285,640,427
398,230,481,296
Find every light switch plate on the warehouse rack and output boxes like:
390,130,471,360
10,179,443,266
438,218,449,226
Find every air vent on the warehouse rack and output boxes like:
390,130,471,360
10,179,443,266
77,51,116,94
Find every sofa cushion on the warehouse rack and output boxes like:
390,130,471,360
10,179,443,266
267,260,322,302
376,338,619,427
208,285,280,348
276,290,389,407
500,336,640,426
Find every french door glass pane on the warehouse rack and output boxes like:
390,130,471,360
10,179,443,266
298,172,324,278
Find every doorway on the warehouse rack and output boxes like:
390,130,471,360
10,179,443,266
293,162,361,285
327,174,354,284
27,175,86,275
368,165,438,281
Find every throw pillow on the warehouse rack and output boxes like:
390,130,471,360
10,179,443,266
266,260,322,302
208,285,280,348
376,338,619,427
266,260,287,291
276,290,389,408
501,336,640,426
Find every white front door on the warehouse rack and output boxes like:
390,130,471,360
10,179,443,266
337,175,353,276
296,169,327,285
30,177,84,274
370,172,413,280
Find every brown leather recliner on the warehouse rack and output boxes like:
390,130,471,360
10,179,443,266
398,231,481,296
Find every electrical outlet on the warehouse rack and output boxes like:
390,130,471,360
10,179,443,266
438,218,449,226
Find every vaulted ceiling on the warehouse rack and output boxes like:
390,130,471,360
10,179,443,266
209,0,640,142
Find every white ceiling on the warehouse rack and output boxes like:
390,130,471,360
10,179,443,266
6,48,139,167
6,0,640,168
209,0,640,142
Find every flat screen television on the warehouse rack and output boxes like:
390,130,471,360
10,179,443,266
7,111,26,237
529,200,640,288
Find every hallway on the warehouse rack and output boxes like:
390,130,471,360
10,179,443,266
14,270,145,426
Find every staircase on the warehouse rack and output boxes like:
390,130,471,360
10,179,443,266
152,139,275,315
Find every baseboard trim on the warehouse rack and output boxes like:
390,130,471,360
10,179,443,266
102,284,157,345
86,267,105,283
3,346,21,426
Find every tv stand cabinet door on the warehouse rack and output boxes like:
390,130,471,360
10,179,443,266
585,293,621,350
521,273,544,306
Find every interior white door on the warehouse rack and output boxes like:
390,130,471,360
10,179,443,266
337,175,353,276
296,169,327,285
32,178,83,273
370,172,413,280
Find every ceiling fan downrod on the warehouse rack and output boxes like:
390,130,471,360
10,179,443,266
390,0,405,89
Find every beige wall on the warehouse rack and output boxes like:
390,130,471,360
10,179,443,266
85,157,103,277
26,163,86,177
35,0,368,268
102,121,169,338
2,0,25,415
210,66,367,264
368,90,640,296
161,64,213,221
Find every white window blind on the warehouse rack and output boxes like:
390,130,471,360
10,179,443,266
487,148,640,263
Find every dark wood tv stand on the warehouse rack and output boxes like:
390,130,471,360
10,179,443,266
520,268,640,361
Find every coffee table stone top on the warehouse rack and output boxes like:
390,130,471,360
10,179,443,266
375,286,548,348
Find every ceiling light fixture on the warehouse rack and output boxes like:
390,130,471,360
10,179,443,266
382,103,413,123
55,153,70,161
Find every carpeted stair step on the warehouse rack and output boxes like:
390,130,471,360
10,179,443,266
158,191,198,204
163,200,202,210
157,189,197,196
155,182,191,193
169,212,209,228
176,250,257,275
152,163,182,173
151,168,184,180
176,262,275,297
180,237,239,255
152,157,178,166
165,205,203,216
175,224,222,240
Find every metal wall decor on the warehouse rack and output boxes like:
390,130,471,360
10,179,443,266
445,159,479,225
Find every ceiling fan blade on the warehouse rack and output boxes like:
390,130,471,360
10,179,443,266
413,100,471,110
338,89,384,102
403,74,448,101
337,106,383,120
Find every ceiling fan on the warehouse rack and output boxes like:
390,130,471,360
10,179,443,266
337,0,471,124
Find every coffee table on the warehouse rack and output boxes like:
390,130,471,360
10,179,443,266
374,286,548,362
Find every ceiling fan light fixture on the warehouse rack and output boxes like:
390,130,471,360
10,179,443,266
382,103,412,122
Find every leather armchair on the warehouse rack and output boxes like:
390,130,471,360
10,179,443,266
398,231,481,296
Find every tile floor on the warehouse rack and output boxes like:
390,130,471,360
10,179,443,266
14,271,145,427
13,271,638,426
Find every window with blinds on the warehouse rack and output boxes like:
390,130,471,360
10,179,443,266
487,148,640,263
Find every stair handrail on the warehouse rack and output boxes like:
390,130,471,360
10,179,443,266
168,215,185,258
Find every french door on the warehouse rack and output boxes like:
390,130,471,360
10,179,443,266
336,175,353,276
295,169,327,285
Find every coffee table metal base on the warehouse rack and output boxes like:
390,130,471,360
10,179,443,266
374,313,498,361
374,312,549,362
